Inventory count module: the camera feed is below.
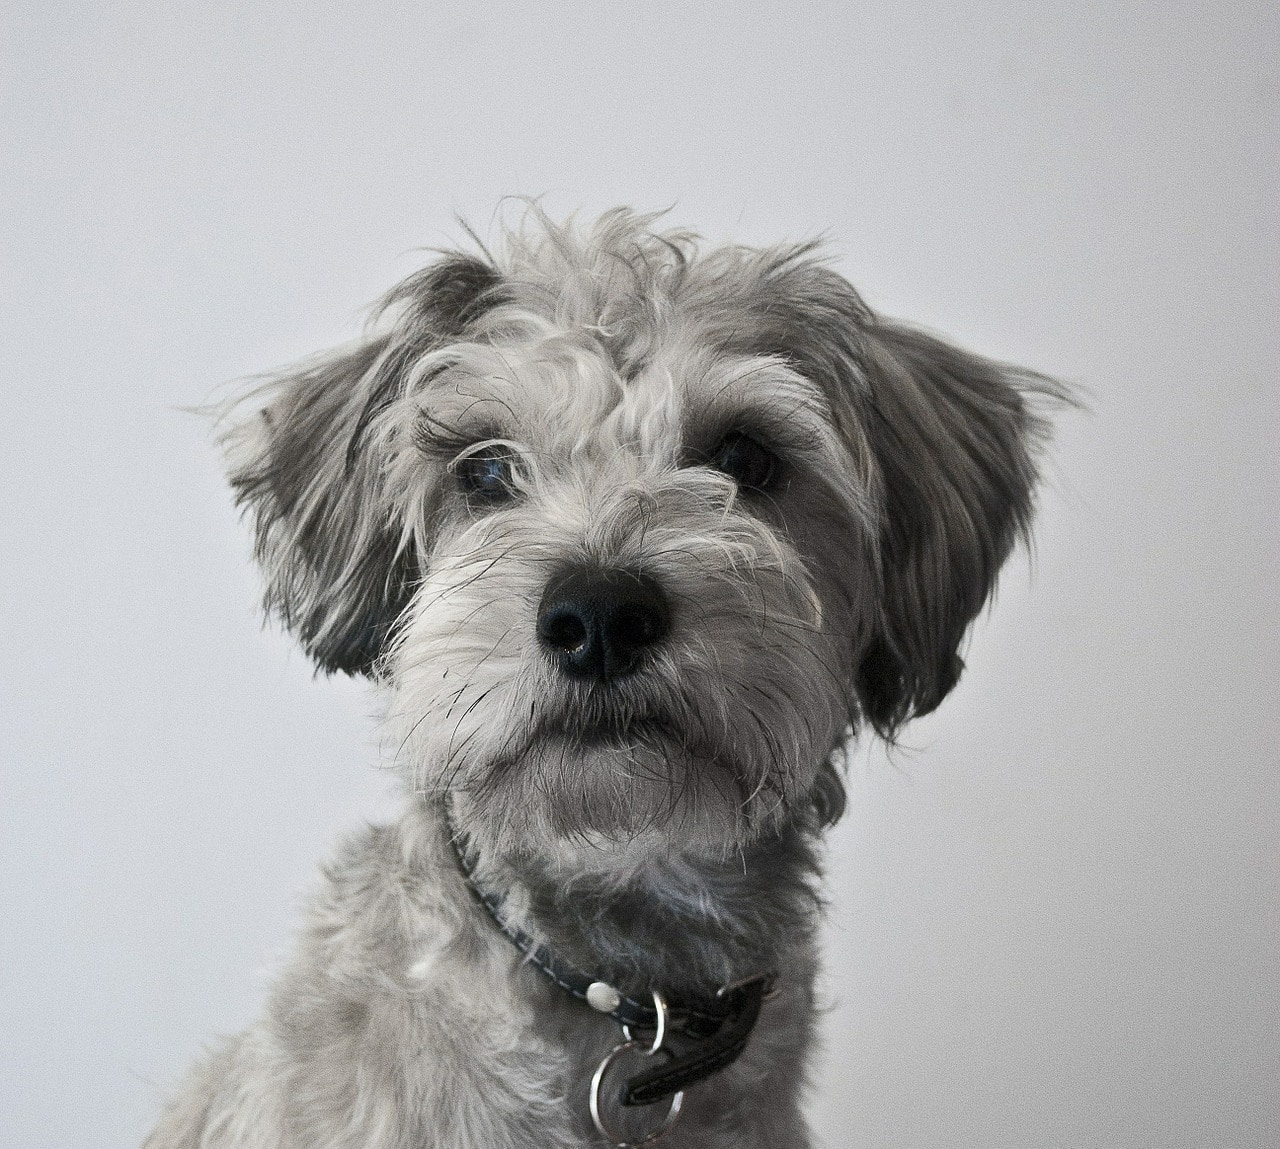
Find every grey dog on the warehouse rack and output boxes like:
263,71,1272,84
146,208,1059,1148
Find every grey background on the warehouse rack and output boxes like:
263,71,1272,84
2,2,1276,1146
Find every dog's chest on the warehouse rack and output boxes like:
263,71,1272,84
320,844,816,1148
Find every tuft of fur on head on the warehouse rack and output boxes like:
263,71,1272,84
221,205,1064,868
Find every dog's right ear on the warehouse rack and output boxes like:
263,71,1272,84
222,253,504,676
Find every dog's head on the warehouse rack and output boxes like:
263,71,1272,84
224,209,1055,862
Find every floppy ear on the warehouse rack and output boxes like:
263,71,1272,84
852,319,1056,735
223,253,503,676
742,253,1058,736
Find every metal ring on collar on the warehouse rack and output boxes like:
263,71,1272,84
589,1040,684,1147
621,989,669,1056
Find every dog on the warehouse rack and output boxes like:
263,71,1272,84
146,207,1059,1148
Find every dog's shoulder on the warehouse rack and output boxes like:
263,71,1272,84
292,816,461,979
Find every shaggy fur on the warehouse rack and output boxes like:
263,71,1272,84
146,208,1060,1148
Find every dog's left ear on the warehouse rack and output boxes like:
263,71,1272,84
851,318,1057,736
748,257,1058,736
223,253,504,676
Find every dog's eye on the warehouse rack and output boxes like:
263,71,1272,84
708,432,779,492
454,446,517,502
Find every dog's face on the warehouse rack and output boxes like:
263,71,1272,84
384,317,868,861
226,210,1050,865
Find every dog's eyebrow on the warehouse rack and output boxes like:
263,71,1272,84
710,356,829,410
405,355,528,453
686,358,834,455
410,410,496,456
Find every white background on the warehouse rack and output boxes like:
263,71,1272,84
2,3,1277,1146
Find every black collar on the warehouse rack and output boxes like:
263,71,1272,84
443,802,777,1105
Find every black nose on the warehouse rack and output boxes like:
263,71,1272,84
537,567,670,681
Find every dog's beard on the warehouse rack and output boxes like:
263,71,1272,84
391,616,848,863
394,665,811,861
471,699,776,848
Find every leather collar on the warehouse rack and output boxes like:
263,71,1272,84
443,800,777,1105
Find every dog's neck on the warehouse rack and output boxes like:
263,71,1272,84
434,797,825,1003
